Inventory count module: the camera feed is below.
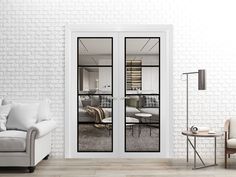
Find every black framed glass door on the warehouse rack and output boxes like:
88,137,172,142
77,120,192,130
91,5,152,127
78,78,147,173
77,36,161,153
77,37,113,152
124,37,160,152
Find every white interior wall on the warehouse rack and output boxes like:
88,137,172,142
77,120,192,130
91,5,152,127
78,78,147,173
98,59,111,91
99,67,111,91
83,69,89,90
1,0,236,158
142,67,159,93
89,72,98,89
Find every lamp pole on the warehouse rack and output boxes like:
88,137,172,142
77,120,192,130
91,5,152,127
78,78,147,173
186,74,189,162
182,71,199,163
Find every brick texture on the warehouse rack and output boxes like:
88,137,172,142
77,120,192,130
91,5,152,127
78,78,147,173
1,0,236,158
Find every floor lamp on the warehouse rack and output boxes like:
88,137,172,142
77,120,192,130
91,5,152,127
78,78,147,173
182,69,206,162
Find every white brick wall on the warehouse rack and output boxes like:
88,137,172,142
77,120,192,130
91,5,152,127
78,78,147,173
1,0,236,159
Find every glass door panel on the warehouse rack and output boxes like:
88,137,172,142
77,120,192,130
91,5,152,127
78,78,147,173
125,37,160,152
77,37,113,152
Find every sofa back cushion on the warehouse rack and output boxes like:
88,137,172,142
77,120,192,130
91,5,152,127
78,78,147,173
37,99,51,122
0,104,12,131
1,98,12,105
100,95,112,108
230,118,236,138
143,96,159,108
6,103,39,131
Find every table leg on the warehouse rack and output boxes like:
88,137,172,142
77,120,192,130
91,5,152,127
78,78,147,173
150,117,152,136
186,136,218,170
187,136,189,162
188,138,205,166
138,125,140,137
194,136,196,169
132,126,134,137
214,137,217,165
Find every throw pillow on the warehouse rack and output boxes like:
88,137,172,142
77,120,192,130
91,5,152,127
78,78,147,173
6,103,39,131
37,99,51,122
0,104,12,131
144,96,159,108
100,96,112,108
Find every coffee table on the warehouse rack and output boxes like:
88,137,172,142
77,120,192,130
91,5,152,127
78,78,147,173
135,113,152,136
126,117,140,136
102,117,112,136
182,131,223,169
102,117,139,136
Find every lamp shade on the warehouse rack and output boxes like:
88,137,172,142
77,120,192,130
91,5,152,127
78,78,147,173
198,70,206,90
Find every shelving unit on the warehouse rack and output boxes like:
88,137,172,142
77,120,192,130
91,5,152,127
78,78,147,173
126,60,142,90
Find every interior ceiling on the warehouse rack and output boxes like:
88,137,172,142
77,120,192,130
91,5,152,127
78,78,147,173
79,38,112,55
84,67,99,72
78,38,159,65
126,38,159,55
79,38,159,55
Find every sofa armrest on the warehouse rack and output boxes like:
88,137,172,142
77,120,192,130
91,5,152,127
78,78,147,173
26,120,56,153
224,119,230,133
28,120,56,139
26,120,56,165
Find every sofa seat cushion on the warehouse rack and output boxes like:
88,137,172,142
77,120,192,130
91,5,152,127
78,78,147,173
227,139,236,148
0,130,27,152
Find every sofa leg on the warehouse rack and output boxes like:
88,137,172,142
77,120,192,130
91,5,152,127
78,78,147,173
28,166,36,173
228,154,230,158
225,152,227,169
43,154,49,160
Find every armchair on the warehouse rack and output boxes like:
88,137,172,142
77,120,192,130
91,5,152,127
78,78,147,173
0,120,56,172
224,118,236,168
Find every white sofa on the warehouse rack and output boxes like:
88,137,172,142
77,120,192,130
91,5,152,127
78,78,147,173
0,99,56,172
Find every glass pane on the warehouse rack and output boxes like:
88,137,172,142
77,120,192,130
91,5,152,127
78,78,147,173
78,124,112,152
125,95,159,124
78,95,113,123
126,38,159,66
78,67,112,94
125,124,160,152
78,38,112,66
77,37,113,152
126,67,159,94
125,37,160,152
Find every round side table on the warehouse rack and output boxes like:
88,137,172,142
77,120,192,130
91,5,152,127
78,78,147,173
182,131,223,170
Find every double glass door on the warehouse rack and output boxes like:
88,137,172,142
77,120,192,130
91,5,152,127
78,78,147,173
76,32,161,155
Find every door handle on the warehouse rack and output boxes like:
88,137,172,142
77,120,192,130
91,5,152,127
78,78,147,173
111,97,130,100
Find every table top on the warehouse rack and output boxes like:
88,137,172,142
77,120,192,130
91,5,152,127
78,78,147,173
126,117,139,123
135,113,152,117
182,131,223,137
102,117,139,123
